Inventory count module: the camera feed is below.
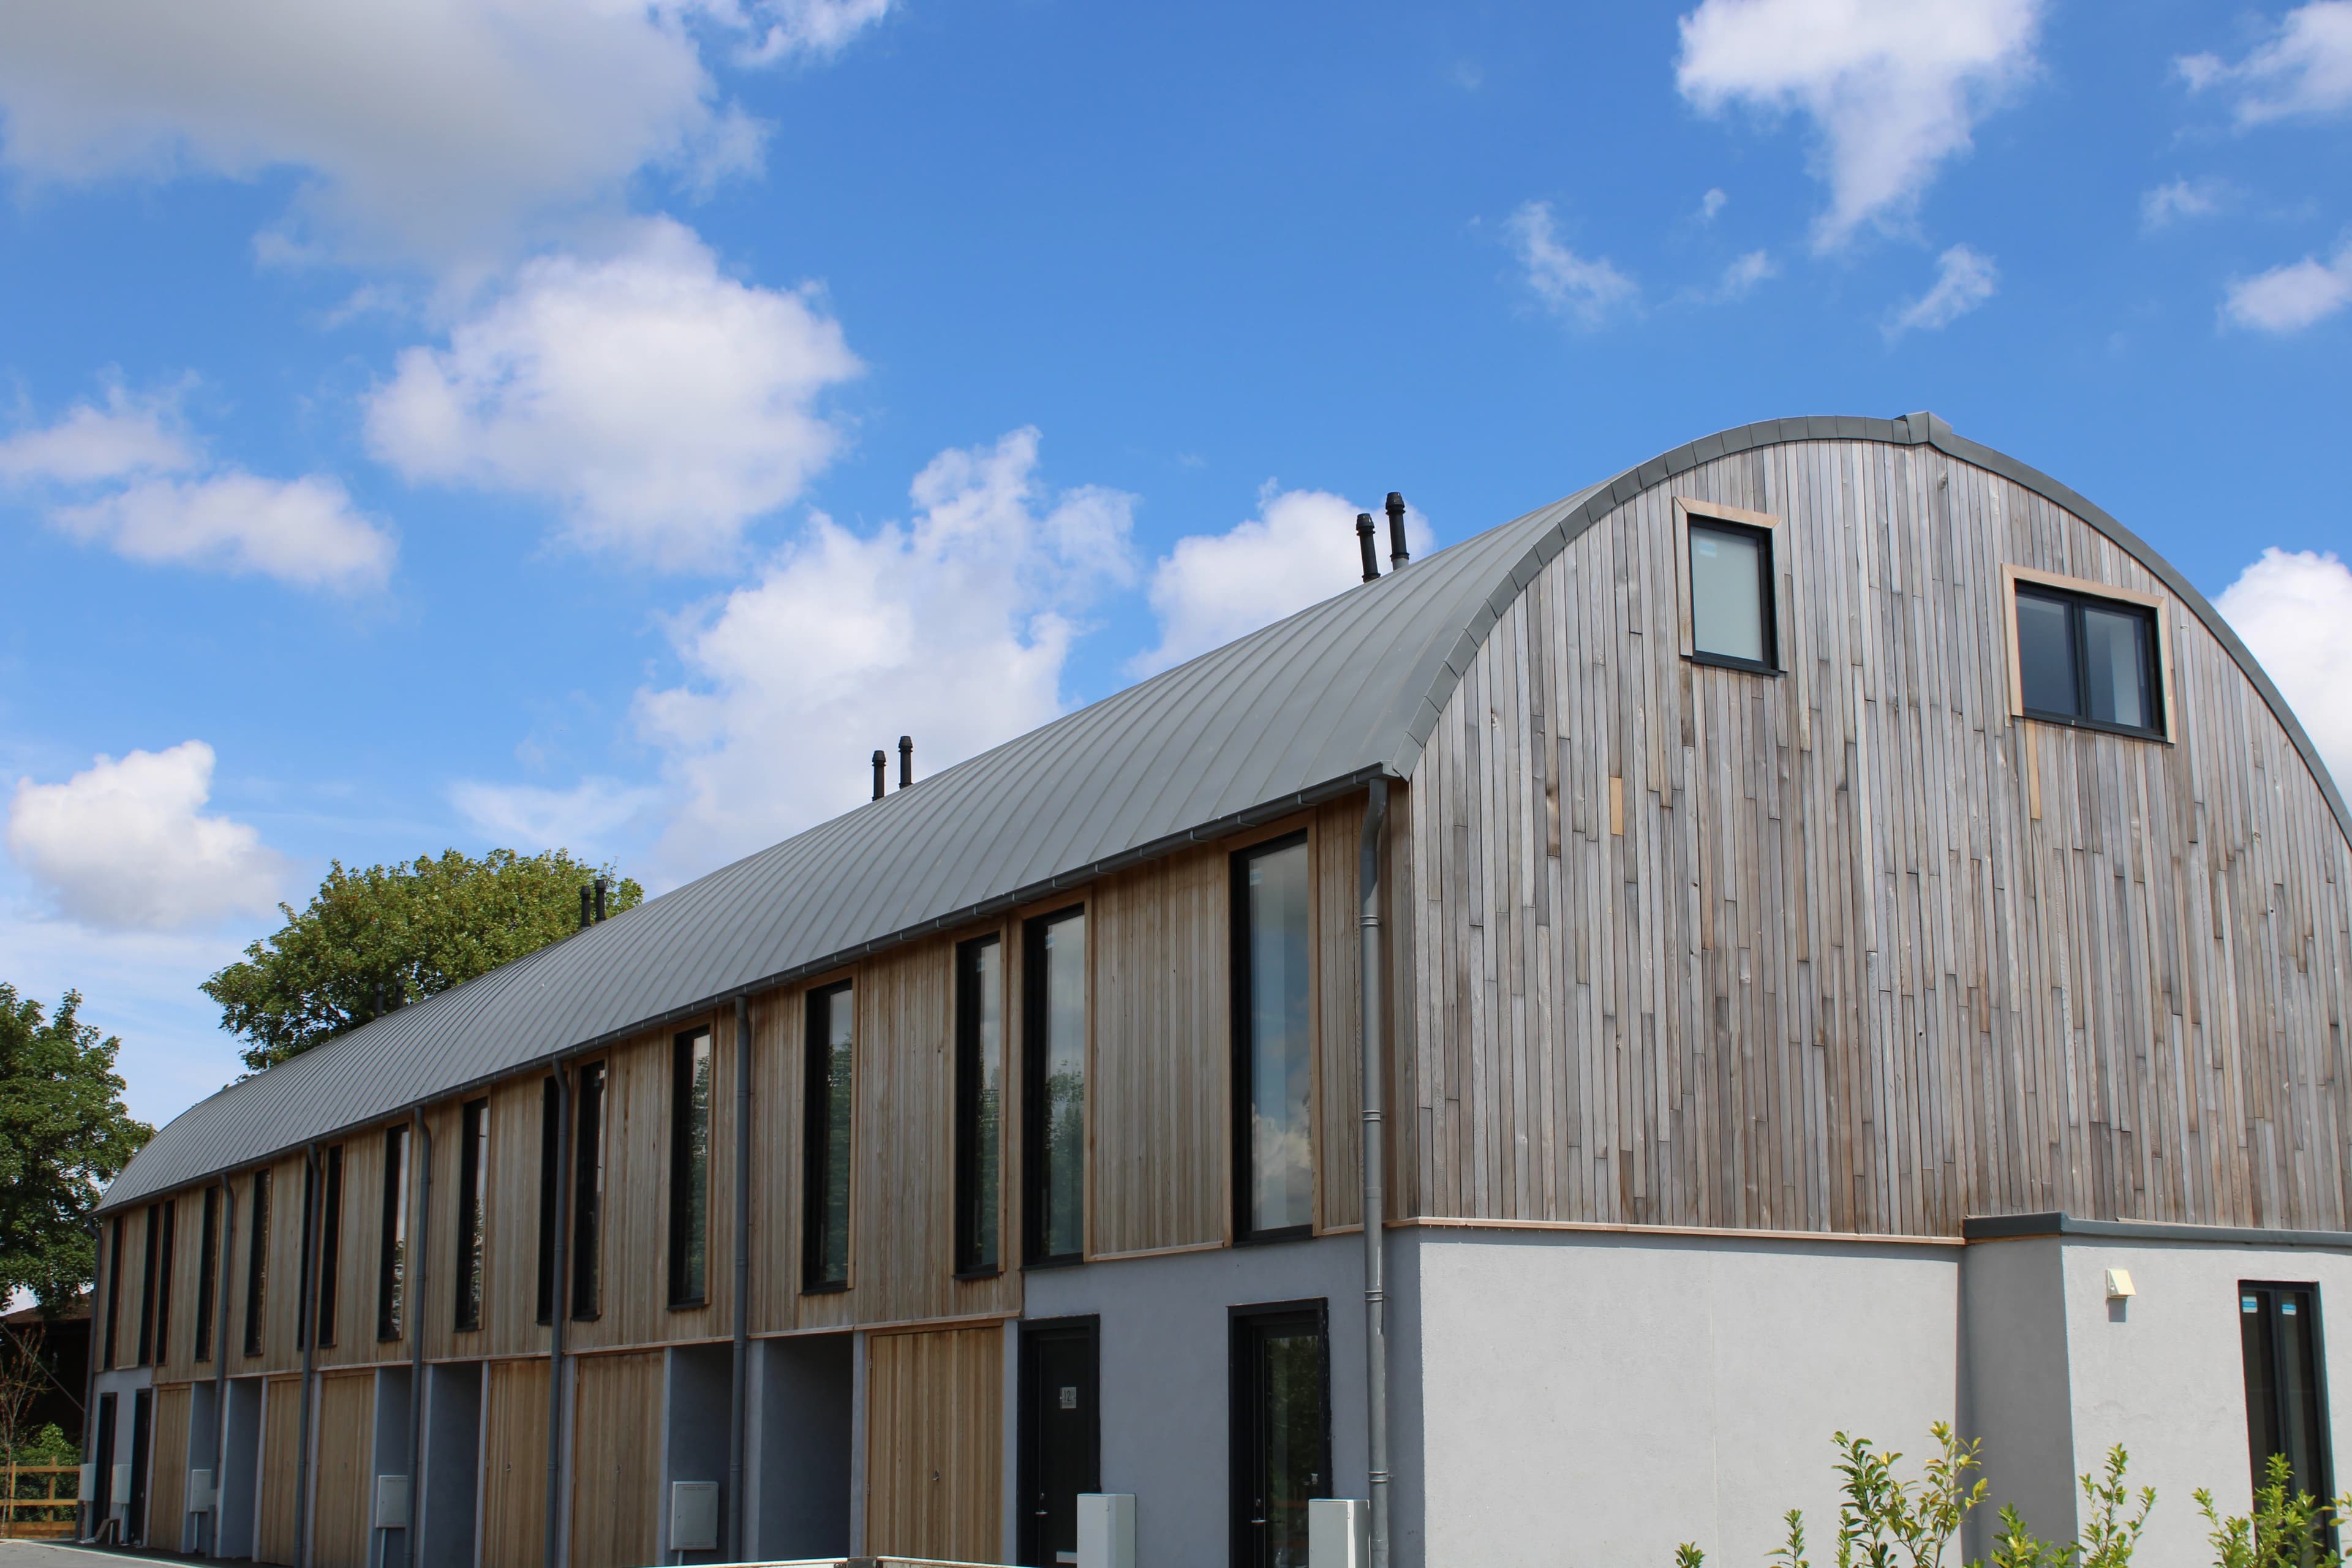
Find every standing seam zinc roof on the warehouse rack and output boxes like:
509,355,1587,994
97,412,2351,1212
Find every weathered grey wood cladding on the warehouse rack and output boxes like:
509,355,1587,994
1400,436,2352,1237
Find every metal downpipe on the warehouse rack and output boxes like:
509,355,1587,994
209,1180,233,1558
1359,777,1392,1568
545,1066,572,1568
408,1112,431,1568
729,994,752,1561
295,1145,321,1568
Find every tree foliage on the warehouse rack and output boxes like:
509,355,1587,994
203,848,643,1072
0,986,151,1308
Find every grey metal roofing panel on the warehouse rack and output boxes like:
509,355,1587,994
100,412,2352,1213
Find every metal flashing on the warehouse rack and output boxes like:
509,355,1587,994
1964,1213,2352,1251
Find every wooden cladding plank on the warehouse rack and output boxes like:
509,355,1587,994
1403,438,2352,1237
482,1358,549,1568
864,1323,1004,1564
255,1375,301,1566
311,1371,375,1568
1316,799,1365,1231
568,1351,662,1568
147,1382,190,1551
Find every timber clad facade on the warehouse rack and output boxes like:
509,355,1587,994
81,416,2352,1568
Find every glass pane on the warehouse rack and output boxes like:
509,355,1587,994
2082,603,2152,730
679,1033,711,1301
1262,1328,1325,1568
2016,592,2079,717
2277,1290,2329,1502
958,938,1003,1272
1246,842,1314,1234
816,989,854,1286
1043,913,1087,1260
1690,524,1767,664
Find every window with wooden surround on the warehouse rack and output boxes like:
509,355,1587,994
954,935,1004,1277
243,1168,270,1358
1023,907,1087,1266
313,1145,342,1349
455,1098,488,1333
377,1126,408,1341
669,1027,713,1307
154,1199,175,1366
1234,833,1313,1242
571,1062,606,1321
2007,568,2167,740
193,1187,218,1363
802,983,854,1292
104,1219,123,1369
135,1204,160,1366
536,1077,559,1326
1676,497,1780,673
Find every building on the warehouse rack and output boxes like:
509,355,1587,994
86,413,2352,1568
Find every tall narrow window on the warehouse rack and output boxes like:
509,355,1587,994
669,1028,713,1307
1687,518,1776,670
2241,1284,2334,1510
377,1126,408,1341
536,1077,559,1326
1023,908,1087,1265
153,1199,176,1366
243,1169,271,1358
135,1204,160,1366
314,1145,344,1350
2015,579,2163,738
193,1188,219,1363
802,984,854,1292
455,1099,488,1333
1230,1301,1332,1568
1235,834,1313,1241
954,935,1005,1276
571,1062,606,1321
103,1219,124,1370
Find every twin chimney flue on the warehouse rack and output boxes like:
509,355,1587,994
869,736,916,800
1358,492,1412,581
577,875,611,930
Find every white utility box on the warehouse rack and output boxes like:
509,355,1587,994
187,1468,216,1513
374,1473,410,1530
77,1463,93,1502
1309,1498,1370,1568
1076,1492,1135,1568
669,1480,720,1553
110,1464,132,1514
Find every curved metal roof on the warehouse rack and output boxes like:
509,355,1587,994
98,412,2348,1212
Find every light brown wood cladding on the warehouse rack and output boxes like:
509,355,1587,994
146,1382,190,1549
255,1374,301,1565
1402,437,2352,1235
864,1322,1003,1563
317,1129,415,1370
567,1351,662,1568
423,1076,559,1362
481,1357,549,1568
311,1371,375,1568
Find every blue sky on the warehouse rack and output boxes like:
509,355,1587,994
2,0,2349,1128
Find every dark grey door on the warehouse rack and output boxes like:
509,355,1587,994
1231,1303,1330,1568
89,1392,117,1539
128,1387,153,1545
1020,1318,1099,1567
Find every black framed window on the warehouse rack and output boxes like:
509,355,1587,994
243,1168,270,1358
802,984,855,1292
1023,907,1088,1266
2242,1283,2334,1510
2015,582,2163,738
193,1188,219,1363
102,1218,123,1369
314,1145,343,1349
153,1200,175,1366
571,1062,607,1321
1235,834,1314,1242
377,1127,408,1341
1231,1300,1332,1568
536,1077,559,1326
670,1028,714,1307
1688,518,1777,671
456,1098,488,1333
954,935,1005,1277
135,1204,160,1366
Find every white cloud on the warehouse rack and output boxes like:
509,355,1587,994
2141,176,2227,230
1131,485,1435,678
633,427,1137,876
1699,187,1729,222
0,0,893,266
2222,239,2352,333
2179,2,2352,124
1710,249,1777,301
1507,202,1638,327
2218,548,2352,790
447,776,658,855
1676,0,2043,249
1885,243,1998,336
365,217,860,570
6,741,289,931
1,387,395,590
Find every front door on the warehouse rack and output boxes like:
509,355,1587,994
1019,1317,1099,1567
128,1387,153,1544
1231,1302,1330,1568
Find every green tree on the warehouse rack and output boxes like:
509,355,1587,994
0,987,151,1308
203,848,643,1072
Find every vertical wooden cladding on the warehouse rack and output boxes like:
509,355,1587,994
256,1374,302,1565
426,1075,554,1361
311,1371,375,1568
864,1323,1003,1564
567,1351,663,1568
214,1156,309,1378
481,1357,549,1568
148,1382,190,1548
316,1125,410,1370
1404,437,2352,1238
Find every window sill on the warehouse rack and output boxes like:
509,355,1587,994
1235,1224,1313,1248
1685,651,1782,677
954,1265,1004,1283
801,1280,849,1297
667,1297,709,1312
1022,1253,1084,1272
2019,709,2168,744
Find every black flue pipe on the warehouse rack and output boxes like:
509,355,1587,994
592,876,607,924
872,750,886,800
1356,513,1381,582
1386,492,1409,569
578,886,591,930
898,735,913,790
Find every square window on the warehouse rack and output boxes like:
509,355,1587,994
2010,575,2165,740
1684,513,1778,671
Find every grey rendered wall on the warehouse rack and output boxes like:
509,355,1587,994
1410,1229,1957,1568
749,1332,853,1560
1961,1236,2075,1553
416,1362,478,1568
1020,1231,1372,1567
663,1343,732,1562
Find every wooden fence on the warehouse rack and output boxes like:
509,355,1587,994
1,1464,78,1539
